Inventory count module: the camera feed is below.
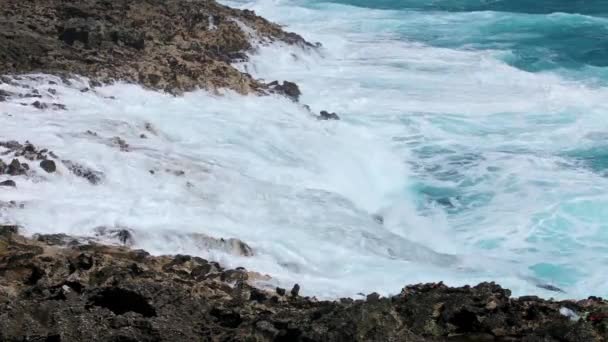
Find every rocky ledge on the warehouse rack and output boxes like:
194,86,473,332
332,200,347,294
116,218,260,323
1,227,607,341
0,0,314,94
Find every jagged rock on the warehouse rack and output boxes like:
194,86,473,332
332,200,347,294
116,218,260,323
0,0,315,94
291,283,300,297
0,89,12,101
7,158,26,175
0,231,606,341
40,159,56,173
32,100,48,109
94,226,135,246
319,110,340,120
268,80,302,101
0,179,16,187
62,160,104,184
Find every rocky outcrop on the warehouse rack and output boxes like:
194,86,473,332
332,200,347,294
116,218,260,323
0,0,314,94
0,227,607,341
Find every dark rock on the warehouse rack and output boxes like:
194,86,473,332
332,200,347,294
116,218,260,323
32,101,48,109
0,89,13,102
0,224,18,237
94,226,134,246
366,292,381,303
7,159,26,175
537,283,566,293
40,159,56,173
62,160,103,184
276,287,286,296
0,179,16,187
291,283,300,297
268,80,301,101
319,110,340,120
0,231,606,341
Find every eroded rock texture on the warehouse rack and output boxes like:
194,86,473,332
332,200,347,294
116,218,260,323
0,227,607,341
0,0,313,94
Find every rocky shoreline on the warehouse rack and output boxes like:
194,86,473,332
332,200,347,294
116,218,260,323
1,227,607,341
0,0,315,95
0,0,607,341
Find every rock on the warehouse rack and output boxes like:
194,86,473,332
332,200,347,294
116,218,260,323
291,283,300,297
276,287,286,296
0,179,16,187
0,224,18,237
31,101,47,109
94,226,135,246
0,231,606,341
0,89,12,101
7,159,26,175
39,159,56,173
0,0,315,94
319,110,340,120
62,160,103,184
372,214,384,224
268,80,301,101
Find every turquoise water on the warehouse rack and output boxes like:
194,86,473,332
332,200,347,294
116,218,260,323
222,0,608,297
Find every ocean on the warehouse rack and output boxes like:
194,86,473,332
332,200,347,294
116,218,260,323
2,0,608,299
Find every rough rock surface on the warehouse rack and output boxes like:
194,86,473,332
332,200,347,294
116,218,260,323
0,0,314,94
0,227,607,341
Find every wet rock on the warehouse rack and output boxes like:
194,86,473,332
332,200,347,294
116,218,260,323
39,159,56,173
31,100,48,109
112,136,130,152
276,287,286,296
52,103,67,110
7,159,26,175
0,89,13,101
0,231,606,341
62,160,103,184
268,80,301,101
0,0,315,94
319,110,340,120
94,226,135,246
0,224,18,237
291,283,300,297
0,179,16,187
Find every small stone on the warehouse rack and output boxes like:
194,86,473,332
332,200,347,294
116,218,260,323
291,284,300,297
0,180,16,187
32,101,48,109
319,110,340,120
276,287,286,296
140,134,147,139
40,160,56,173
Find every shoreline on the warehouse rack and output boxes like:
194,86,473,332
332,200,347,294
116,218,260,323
1,0,608,340
1,226,607,341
